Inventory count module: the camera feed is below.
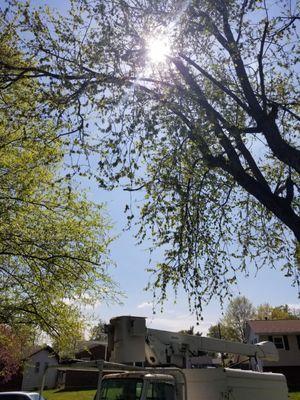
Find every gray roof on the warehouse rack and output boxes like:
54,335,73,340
247,319,300,334
75,340,107,353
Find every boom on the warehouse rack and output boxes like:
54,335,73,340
107,316,278,369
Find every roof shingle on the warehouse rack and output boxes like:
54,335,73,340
247,319,300,334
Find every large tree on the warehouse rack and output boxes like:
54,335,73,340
221,296,256,342
208,296,255,342
0,37,116,353
1,0,299,315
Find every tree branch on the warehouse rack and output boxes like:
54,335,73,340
258,20,269,111
179,53,251,114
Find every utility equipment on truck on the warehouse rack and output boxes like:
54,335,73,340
39,315,288,400
100,315,288,400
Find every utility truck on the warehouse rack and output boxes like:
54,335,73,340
41,315,288,400
101,316,288,400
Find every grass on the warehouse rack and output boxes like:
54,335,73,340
43,389,96,400
289,393,300,400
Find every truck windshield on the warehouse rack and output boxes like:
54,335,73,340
100,378,143,400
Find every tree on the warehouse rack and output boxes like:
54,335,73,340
208,296,255,342
1,0,299,316
179,326,201,336
0,325,29,383
255,303,274,320
222,296,256,342
208,299,300,343
0,38,116,353
207,323,239,342
90,319,108,342
256,303,300,320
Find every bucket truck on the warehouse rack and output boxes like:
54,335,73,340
40,315,288,400
100,315,288,400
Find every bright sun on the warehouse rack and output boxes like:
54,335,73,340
147,36,171,64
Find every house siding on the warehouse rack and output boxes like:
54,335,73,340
57,343,107,390
22,349,58,391
247,329,259,345
246,321,300,390
259,334,300,367
57,370,100,390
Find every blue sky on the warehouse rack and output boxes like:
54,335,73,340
85,181,299,334
2,0,299,335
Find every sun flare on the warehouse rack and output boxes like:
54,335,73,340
147,36,171,64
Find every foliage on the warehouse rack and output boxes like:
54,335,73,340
0,38,116,353
256,303,300,320
1,0,300,315
208,297,300,342
208,296,255,342
178,326,201,335
0,322,44,382
222,296,256,342
89,319,108,342
207,323,239,342
0,325,27,383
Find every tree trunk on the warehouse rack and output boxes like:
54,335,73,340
218,160,300,242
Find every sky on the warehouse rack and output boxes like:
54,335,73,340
84,182,299,335
2,0,299,335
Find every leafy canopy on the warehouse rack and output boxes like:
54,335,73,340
208,296,255,342
0,36,116,352
89,319,108,342
208,297,300,342
1,0,299,316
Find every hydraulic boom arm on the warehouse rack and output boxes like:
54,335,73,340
107,316,278,368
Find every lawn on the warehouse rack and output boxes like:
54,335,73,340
43,389,96,400
289,393,300,400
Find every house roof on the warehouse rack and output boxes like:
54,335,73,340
30,345,53,356
247,319,300,334
75,340,106,354
23,345,59,361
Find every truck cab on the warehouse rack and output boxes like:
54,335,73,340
99,372,176,400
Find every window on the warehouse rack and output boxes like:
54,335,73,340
100,378,143,400
273,336,284,349
271,335,290,350
35,361,40,373
146,382,175,400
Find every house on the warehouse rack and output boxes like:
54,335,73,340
57,341,106,390
75,340,106,361
246,319,300,390
21,346,59,391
